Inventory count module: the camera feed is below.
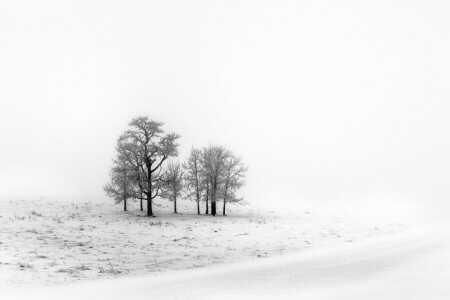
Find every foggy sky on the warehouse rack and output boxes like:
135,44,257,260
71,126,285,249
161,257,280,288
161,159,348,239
1,1,449,214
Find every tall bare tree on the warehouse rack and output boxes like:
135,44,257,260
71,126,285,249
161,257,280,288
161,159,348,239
220,154,247,215
183,147,204,214
118,116,180,216
160,161,184,213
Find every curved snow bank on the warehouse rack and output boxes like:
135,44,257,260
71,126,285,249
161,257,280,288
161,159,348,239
3,223,449,300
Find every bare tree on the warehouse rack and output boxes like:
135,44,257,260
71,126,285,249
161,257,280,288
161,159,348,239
183,147,204,214
115,136,145,211
104,153,137,211
220,154,247,215
203,145,230,216
160,161,184,213
119,116,180,216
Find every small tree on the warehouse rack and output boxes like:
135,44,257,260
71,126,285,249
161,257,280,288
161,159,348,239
104,153,136,211
183,147,204,214
116,136,145,211
220,154,247,215
160,161,184,213
203,145,230,216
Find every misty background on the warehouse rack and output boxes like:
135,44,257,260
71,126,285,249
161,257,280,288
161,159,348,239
1,1,449,215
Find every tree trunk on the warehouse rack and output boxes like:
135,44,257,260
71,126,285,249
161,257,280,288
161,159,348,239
223,182,229,216
147,195,153,216
140,192,143,211
123,180,127,212
211,201,216,216
205,188,209,214
196,188,200,214
147,167,153,216
174,198,177,213
211,181,217,216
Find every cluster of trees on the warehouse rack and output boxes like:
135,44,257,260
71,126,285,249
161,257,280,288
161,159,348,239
104,116,247,216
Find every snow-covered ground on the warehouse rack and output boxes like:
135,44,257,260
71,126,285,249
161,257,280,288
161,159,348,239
2,197,446,299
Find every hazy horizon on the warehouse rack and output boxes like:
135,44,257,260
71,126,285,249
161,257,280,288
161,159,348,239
1,1,449,215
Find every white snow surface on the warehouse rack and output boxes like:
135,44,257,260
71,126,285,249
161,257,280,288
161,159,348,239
1,197,449,299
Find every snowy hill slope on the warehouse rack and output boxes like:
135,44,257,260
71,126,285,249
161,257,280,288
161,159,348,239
3,221,449,300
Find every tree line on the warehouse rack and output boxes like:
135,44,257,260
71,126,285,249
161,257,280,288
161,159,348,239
104,116,247,216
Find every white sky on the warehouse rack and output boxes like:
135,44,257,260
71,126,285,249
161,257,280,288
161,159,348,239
1,1,449,214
